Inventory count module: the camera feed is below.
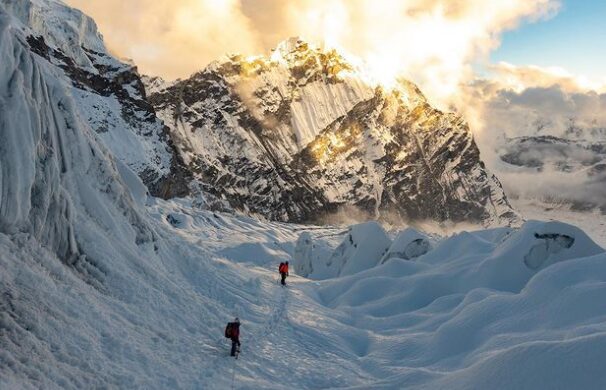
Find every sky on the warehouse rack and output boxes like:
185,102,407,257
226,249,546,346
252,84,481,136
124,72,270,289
492,0,606,84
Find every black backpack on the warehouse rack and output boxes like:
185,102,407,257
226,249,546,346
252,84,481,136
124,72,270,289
225,322,234,338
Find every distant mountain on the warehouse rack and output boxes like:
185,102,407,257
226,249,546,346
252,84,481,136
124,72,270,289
499,135,606,212
148,38,518,225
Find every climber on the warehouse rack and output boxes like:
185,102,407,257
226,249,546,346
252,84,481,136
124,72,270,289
225,318,241,357
279,261,289,286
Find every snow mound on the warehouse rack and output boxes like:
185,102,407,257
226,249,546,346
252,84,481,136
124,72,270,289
296,222,391,279
317,220,604,310
292,230,344,278
380,228,432,263
305,220,606,388
476,220,605,292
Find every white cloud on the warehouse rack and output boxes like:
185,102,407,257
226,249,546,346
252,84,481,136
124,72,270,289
66,0,263,79
463,62,606,140
65,0,559,106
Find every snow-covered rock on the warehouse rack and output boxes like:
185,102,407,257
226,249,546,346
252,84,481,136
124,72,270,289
1,0,190,199
148,38,518,226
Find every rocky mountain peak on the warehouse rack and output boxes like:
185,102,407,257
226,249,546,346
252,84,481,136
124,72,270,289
3,0,519,226
148,38,519,226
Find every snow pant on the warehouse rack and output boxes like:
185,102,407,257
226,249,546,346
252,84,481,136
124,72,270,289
231,340,240,356
280,272,287,286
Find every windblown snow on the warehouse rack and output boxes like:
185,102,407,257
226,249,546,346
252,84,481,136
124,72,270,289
2,1,606,389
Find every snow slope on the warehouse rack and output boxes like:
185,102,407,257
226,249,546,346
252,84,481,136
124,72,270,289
4,181,606,388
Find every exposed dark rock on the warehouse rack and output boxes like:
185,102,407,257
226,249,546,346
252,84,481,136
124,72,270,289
25,34,190,199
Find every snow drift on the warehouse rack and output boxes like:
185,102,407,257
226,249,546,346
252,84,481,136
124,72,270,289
309,220,606,388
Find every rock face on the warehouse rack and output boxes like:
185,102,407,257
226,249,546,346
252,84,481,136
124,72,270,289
4,0,190,199
149,38,517,225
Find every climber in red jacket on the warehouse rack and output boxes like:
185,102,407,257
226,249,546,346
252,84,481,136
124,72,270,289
279,261,289,286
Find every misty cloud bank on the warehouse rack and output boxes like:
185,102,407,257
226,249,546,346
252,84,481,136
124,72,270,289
465,63,606,211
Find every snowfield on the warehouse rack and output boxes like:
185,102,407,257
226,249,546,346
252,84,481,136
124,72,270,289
3,192,606,388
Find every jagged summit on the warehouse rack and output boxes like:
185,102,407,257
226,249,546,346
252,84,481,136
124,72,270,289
148,37,519,226
272,36,306,59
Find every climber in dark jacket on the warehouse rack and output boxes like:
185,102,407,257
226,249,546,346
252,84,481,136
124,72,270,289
225,317,241,357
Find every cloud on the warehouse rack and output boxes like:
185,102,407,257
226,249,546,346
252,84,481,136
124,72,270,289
463,62,606,140
65,0,263,79
65,0,559,105
277,0,559,106
460,63,606,209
